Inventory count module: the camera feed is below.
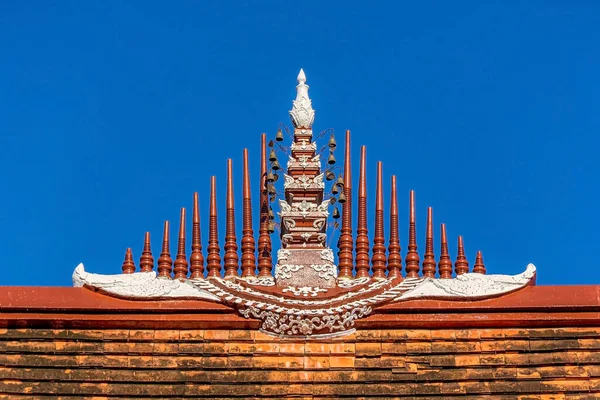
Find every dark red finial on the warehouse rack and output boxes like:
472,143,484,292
454,235,469,275
121,248,135,274
371,161,386,279
422,207,436,278
224,159,239,279
337,129,353,279
355,146,370,278
241,148,257,277
206,176,221,278
139,232,154,273
387,175,402,279
438,223,452,279
405,190,420,278
173,208,189,281
257,133,273,277
189,192,205,279
473,250,486,274
157,221,173,278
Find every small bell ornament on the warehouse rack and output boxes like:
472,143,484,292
275,129,284,142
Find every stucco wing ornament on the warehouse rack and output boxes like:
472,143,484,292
73,263,536,338
71,264,220,301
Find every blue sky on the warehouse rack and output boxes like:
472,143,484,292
1,1,598,286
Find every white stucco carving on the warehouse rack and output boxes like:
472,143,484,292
289,69,315,129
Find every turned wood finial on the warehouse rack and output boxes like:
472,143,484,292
455,235,469,275
438,223,453,279
139,232,154,273
224,159,239,279
157,221,173,278
189,192,205,279
337,129,354,279
241,148,257,277
121,248,135,274
422,207,436,278
355,146,370,278
173,208,189,281
372,161,386,279
387,175,402,279
206,176,221,278
473,250,486,274
257,133,273,277
405,190,420,278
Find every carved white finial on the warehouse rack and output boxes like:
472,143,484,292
289,68,315,129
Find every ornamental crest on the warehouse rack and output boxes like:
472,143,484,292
73,70,537,339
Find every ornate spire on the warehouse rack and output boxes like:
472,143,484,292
355,146,370,278
387,175,402,279
337,130,353,279
438,223,453,279
289,69,315,129
241,149,256,277
422,207,436,278
455,235,469,275
473,250,486,274
257,134,272,277
139,232,154,273
173,208,188,281
157,221,173,278
224,159,239,279
189,192,204,279
405,190,420,278
206,176,221,278
121,248,135,274
372,161,386,279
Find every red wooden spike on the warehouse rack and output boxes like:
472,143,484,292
157,221,173,279
337,129,354,279
387,175,402,279
173,208,189,281
405,190,420,278
206,176,221,278
139,232,154,273
422,207,436,278
121,248,135,274
355,146,370,278
371,161,386,279
257,133,273,277
438,223,453,279
473,250,486,274
241,148,257,277
189,192,205,279
454,235,469,275
224,159,239,279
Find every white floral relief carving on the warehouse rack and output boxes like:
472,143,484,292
310,263,337,281
282,286,328,297
275,264,304,280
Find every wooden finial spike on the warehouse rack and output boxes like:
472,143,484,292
454,235,469,275
405,190,420,278
387,175,402,279
121,248,136,274
189,192,205,279
371,161,386,279
241,148,257,277
173,208,189,281
355,146,370,278
139,232,154,273
206,176,221,278
473,250,486,274
337,129,354,279
257,133,273,277
224,159,239,279
422,207,436,278
157,221,173,278
438,223,453,279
